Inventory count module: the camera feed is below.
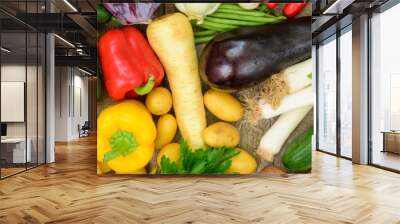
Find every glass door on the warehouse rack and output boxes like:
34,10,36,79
317,35,337,155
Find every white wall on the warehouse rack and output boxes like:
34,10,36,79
54,67,89,141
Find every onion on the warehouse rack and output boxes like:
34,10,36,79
103,3,161,25
238,3,261,10
175,3,221,24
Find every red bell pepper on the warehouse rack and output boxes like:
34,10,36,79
99,26,164,101
282,3,307,18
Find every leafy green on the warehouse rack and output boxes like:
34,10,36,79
158,139,240,174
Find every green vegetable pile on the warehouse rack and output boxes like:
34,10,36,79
158,139,240,174
193,3,286,44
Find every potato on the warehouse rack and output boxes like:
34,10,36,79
145,87,173,115
157,143,180,166
203,122,240,148
115,167,147,175
226,148,257,174
155,114,178,149
204,89,243,122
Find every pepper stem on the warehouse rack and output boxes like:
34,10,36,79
104,129,138,163
134,75,156,95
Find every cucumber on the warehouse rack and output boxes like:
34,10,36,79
282,128,312,172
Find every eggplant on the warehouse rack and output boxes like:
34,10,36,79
200,17,311,91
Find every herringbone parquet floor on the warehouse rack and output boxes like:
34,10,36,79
0,136,399,224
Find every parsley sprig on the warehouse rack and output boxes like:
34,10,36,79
158,139,240,174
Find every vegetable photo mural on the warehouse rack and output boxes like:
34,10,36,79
97,2,312,175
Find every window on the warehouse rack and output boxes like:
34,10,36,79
339,27,352,158
370,2,400,171
317,35,337,154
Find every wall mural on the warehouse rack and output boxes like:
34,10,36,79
97,2,313,175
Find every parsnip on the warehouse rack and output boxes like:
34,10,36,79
259,86,313,119
147,13,207,148
256,105,312,162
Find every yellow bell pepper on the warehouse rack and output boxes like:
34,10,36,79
97,161,111,174
97,100,156,174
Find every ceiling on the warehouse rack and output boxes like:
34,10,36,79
0,0,98,73
312,0,391,43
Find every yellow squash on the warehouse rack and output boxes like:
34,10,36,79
97,100,156,174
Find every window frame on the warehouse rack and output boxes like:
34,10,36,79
315,24,353,161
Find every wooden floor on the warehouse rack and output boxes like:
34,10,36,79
0,136,400,224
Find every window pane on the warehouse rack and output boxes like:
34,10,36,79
371,3,400,171
339,28,352,158
318,36,337,154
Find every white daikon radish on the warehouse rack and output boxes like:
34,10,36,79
259,86,313,119
256,105,312,162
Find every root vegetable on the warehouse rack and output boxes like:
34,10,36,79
155,114,178,150
259,86,313,119
203,122,240,148
256,105,312,162
147,13,207,149
157,143,180,167
226,148,257,174
204,89,243,122
145,87,173,115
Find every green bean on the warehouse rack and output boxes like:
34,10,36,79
205,17,266,27
215,8,270,17
198,23,231,32
218,3,246,11
195,35,216,44
202,20,238,29
194,30,217,37
210,12,285,23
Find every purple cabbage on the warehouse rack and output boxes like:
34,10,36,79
103,3,161,25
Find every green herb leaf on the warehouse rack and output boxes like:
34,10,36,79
307,73,312,79
159,156,179,174
159,139,240,174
